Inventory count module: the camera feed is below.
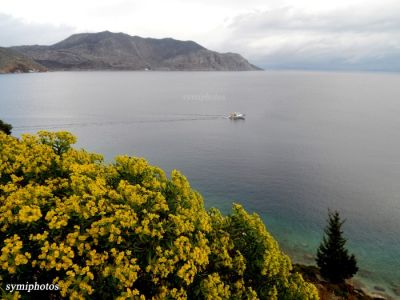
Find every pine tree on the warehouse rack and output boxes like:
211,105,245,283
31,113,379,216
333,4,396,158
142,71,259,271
316,210,358,283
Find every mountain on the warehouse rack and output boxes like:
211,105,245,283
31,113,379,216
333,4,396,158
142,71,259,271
0,47,47,74
11,31,261,71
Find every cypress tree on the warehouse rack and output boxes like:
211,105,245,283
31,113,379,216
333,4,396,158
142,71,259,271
316,210,358,283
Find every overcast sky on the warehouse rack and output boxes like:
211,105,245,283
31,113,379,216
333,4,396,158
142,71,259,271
1,0,399,71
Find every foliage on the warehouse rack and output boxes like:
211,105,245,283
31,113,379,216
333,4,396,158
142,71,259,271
0,131,319,299
0,120,12,135
316,210,358,283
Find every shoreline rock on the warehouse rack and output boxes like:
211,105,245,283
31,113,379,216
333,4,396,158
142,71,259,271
294,264,394,300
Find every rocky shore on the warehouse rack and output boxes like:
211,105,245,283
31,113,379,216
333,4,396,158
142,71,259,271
294,264,396,300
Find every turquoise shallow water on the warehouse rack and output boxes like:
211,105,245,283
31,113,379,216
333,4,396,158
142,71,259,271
1,71,399,297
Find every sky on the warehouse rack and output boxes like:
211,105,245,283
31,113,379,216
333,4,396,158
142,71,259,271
1,0,400,71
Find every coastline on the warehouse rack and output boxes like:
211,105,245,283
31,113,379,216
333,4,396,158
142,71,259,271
294,264,395,300
267,225,399,300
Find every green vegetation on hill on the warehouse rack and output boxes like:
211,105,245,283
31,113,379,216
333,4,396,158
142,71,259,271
0,131,317,299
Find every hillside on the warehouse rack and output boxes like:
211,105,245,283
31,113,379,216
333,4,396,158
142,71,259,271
11,31,261,71
0,47,47,74
0,131,316,299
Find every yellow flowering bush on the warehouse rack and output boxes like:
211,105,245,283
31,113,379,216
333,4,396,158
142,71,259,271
0,131,318,299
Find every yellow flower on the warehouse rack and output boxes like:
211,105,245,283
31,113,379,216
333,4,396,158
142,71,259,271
0,131,318,300
18,205,42,223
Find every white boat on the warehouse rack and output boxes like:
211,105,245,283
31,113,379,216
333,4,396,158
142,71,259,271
228,112,245,120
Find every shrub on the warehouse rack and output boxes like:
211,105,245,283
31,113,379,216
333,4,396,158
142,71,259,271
0,131,319,299
0,120,12,135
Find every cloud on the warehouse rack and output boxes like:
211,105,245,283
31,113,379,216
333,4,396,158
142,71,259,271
229,6,400,34
215,5,400,71
0,0,233,42
0,13,76,47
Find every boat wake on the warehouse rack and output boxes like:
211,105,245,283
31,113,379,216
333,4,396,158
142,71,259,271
13,114,227,131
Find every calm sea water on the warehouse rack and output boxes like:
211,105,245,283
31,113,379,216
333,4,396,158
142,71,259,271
1,71,399,297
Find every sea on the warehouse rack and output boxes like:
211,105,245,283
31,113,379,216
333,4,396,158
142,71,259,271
1,71,399,298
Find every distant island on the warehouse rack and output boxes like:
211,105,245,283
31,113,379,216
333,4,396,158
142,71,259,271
1,31,261,73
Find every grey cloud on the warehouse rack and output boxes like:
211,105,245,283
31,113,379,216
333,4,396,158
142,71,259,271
253,43,400,72
0,13,75,47
230,6,400,34
219,6,400,71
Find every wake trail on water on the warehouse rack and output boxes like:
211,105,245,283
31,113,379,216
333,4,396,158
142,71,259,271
13,114,228,131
